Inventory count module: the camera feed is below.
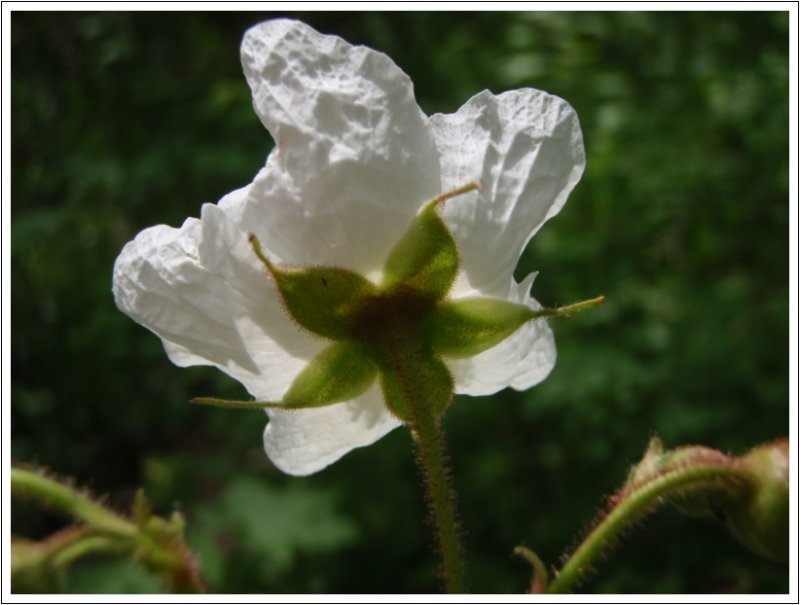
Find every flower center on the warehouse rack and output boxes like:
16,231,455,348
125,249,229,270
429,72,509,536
234,182,554,421
351,286,436,355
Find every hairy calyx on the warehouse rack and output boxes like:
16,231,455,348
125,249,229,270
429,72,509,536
193,182,601,423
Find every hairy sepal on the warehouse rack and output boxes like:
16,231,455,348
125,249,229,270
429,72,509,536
381,200,459,301
379,353,454,423
282,342,379,408
269,264,378,340
428,297,535,359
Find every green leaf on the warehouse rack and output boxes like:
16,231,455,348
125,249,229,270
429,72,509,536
63,559,166,594
188,476,359,589
427,297,535,358
380,199,459,301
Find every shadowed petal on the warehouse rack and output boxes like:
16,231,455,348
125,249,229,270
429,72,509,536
263,383,402,475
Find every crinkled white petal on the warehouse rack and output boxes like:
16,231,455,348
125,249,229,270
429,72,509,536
428,89,580,397
446,273,556,396
112,202,323,401
239,19,441,276
431,88,585,299
263,383,402,476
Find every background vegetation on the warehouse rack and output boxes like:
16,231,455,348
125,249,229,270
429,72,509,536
11,11,789,593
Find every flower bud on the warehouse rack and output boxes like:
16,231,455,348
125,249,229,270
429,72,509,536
723,439,789,562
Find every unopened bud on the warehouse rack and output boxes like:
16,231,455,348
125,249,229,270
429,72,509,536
723,439,789,562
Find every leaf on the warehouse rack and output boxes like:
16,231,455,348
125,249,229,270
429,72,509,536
63,559,166,594
188,477,359,587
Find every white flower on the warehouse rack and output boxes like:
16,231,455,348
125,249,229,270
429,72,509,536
112,19,585,476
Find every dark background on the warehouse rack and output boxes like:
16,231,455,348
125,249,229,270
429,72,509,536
11,11,789,593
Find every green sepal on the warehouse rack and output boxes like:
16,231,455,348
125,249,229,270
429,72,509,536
379,353,454,423
427,297,535,359
282,342,378,408
192,342,378,411
381,199,459,302
250,235,378,340
272,265,377,340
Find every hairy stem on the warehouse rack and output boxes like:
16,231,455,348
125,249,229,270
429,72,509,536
514,545,548,593
11,467,205,593
10,468,135,537
410,411,467,593
548,462,752,594
51,534,130,568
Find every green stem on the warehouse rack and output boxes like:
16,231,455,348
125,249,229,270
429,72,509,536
10,468,135,537
51,534,130,568
11,467,205,593
548,462,752,594
11,527,119,572
410,411,467,593
513,545,548,593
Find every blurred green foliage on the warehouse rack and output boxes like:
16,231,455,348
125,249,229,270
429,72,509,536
11,11,789,593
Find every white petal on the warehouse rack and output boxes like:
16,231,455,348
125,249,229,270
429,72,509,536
238,19,441,275
446,273,556,396
263,384,402,476
431,88,585,298
112,203,323,401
